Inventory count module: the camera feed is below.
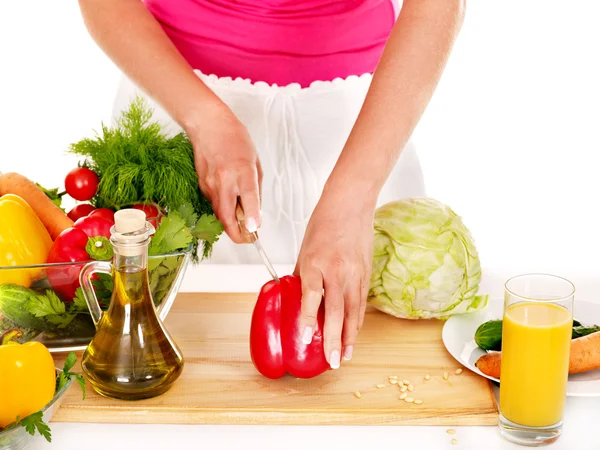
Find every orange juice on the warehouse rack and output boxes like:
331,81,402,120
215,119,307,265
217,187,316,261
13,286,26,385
499,301,572,427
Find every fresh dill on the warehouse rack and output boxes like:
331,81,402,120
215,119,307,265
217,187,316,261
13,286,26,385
67,97,221,258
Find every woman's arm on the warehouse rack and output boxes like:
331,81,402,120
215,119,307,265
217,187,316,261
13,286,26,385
78,0,224,131
295,0,466,369
324,0,466,203
78,0,263,241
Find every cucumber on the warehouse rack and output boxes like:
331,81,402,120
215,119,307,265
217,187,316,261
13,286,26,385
474,318,600,351
572,324,600,339
474,319,503,351
42,315,95,339
0,284,60,332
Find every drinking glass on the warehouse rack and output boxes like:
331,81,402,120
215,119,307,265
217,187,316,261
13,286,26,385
498,273,575,446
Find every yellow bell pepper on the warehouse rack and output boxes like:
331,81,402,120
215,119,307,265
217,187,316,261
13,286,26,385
0,333,56,428
0,194,53,287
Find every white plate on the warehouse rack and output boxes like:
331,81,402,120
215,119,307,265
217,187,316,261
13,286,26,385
442,298,600,397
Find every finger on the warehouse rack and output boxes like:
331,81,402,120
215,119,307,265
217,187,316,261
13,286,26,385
323,273,345,370
256,160,264,196
199,184,213,205
238,166,261,233
342,277,362,362
256,161,264,216
210,191,220,223
298,264,324,346
357,260,372,330
193,156,210,201
216,178,245,244
358,271,370,331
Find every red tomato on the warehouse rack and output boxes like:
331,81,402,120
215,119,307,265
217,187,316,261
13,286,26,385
89,208,115,223
132,204,163,228
64,167,99,201
67,203,96,221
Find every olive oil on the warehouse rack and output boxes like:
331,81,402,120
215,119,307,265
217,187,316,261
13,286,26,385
80,209,184,400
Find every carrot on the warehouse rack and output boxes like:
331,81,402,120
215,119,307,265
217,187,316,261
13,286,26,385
474,352,502,378
475,331,600,378
0,172,73,240
567,331,600,374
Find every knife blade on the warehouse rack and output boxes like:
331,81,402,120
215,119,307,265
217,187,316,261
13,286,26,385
235,199,280,283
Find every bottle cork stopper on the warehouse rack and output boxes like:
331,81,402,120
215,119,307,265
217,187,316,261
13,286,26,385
114,209,146,233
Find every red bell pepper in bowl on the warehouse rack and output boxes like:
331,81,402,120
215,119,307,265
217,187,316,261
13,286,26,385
250,275,330,379
46,214,114,302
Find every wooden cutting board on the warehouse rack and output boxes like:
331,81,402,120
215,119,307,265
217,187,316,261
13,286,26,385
52,292,498,426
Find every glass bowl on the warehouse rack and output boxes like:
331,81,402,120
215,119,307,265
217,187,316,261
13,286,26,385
0,371,73,450
0,250,191,352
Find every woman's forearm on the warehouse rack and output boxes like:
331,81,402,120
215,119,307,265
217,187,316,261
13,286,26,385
78,0,227,133
324,0,466,205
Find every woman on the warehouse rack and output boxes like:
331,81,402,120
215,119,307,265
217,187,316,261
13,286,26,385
78,0,465,370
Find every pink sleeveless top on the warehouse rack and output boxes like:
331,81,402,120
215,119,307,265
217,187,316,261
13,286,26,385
144,0,398,88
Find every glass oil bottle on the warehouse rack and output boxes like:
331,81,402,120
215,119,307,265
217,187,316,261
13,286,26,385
79,209,184,400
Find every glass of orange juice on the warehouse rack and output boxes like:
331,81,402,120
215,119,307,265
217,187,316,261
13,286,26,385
499,273,575,446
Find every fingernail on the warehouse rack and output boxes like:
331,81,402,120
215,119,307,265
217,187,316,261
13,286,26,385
245,217,258,233
329,350,340,369
301,326,313,345
343,345,353,361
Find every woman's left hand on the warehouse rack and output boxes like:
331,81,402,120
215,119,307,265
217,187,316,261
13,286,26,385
293,188,376,369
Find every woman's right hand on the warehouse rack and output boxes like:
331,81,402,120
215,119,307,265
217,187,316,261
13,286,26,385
188,106,263,243
77,0,262,242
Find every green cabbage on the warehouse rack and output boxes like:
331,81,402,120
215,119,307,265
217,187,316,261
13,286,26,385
368,197,488,320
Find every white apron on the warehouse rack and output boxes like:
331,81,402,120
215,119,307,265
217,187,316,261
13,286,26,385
112,70,426,265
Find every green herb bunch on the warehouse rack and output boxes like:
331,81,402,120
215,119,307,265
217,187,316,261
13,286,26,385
67,96,222,258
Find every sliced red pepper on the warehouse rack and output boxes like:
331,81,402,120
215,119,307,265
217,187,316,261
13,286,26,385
249,275,329,379
46,215,114,302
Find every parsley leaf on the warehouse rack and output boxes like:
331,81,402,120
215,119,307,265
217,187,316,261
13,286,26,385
63,351,77,372
24,291,76,329
56,351,86,400
90,273,114,309
19,412,52,443
36,183,65,212
27,290,65,316
192,214,224,245
71,286,108,314
148,211,193,256
72,288,89,313
177,203,198,228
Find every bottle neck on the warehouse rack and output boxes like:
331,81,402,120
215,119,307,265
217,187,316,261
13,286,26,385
111,238,149,272
108,214,154,272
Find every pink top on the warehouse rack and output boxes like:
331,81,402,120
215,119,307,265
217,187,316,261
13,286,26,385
144,0,398,88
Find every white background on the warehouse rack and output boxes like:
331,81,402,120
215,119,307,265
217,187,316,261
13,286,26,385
2,1,600,281
2,1,600,449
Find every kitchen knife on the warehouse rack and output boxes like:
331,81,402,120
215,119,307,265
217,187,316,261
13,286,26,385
235,200,280,283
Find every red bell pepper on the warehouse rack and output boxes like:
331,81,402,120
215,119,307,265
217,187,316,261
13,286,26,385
88,207,116,223
46,214,114,302
249,275,329,379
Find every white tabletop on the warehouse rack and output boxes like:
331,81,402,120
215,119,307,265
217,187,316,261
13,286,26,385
31,264,600,450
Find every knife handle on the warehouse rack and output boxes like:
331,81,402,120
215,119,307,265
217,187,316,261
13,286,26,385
235,199,258,244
